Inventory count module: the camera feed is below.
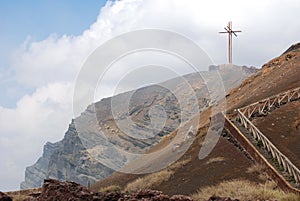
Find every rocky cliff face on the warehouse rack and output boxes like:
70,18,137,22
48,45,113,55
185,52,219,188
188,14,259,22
21,120,114,189
21,65,256,189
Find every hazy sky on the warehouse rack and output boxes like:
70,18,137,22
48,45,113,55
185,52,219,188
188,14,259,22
0,0,300,191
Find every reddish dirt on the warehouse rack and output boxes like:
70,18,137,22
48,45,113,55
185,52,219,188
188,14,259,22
253,101,300,168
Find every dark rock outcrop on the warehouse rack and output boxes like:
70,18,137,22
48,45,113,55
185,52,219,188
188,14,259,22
27,179,193,201
36,179,95,201
0,192,12,201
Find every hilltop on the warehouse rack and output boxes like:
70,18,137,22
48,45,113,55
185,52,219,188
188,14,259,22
226,42,300,110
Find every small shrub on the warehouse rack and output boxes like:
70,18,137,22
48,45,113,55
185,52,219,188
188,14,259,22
257,140,263,148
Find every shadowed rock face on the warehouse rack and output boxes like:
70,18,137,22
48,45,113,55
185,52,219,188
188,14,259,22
21,65,256,189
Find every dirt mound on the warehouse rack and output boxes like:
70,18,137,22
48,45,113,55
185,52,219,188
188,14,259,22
23,179,194,201
0,192,12,201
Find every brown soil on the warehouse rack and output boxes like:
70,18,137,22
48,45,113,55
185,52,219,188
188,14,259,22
155,137,259,195
92,127,261,195
226,48,300,111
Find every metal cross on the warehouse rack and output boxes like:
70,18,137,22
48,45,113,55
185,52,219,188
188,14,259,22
219,21,241,64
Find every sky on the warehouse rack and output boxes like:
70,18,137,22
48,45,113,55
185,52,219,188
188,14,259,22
0,0,300,191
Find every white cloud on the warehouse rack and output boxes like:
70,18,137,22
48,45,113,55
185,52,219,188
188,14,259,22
0,82,73,190
1,0,300,191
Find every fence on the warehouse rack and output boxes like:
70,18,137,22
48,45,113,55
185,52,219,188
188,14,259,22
239,87,300,119
237,109,300,183
221,112,300,194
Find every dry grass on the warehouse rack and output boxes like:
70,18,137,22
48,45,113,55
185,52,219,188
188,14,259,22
205,157,226,165
98,185,121,192
123,158,191,192
246,163,268,181
192,179,299,201
246,163,265,173
11,194,32,201
124,169,174,192
168,158,191,170
6,188,41,201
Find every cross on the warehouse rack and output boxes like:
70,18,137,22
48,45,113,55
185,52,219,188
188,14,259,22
219,21,241,64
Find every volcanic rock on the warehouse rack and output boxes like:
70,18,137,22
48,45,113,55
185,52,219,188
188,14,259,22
0,192,12,201
27,179,194,201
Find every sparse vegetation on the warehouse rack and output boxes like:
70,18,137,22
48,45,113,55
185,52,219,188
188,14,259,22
98,185,121,192
192,179,300,201
206,157,226,165
11,194,31,201
246,163,268,181
257,139,263,148
124,169,174,192
168,157,191,170
124,158,192,192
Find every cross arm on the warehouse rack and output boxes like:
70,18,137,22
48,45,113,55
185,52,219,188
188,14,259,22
232,30,242,37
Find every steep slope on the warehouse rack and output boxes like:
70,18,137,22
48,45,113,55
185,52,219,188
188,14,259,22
92,127,261,196
21,65,255,189
92,43,300,195
226,42,300,110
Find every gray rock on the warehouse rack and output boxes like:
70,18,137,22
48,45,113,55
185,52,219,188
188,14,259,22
21,65,256,189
